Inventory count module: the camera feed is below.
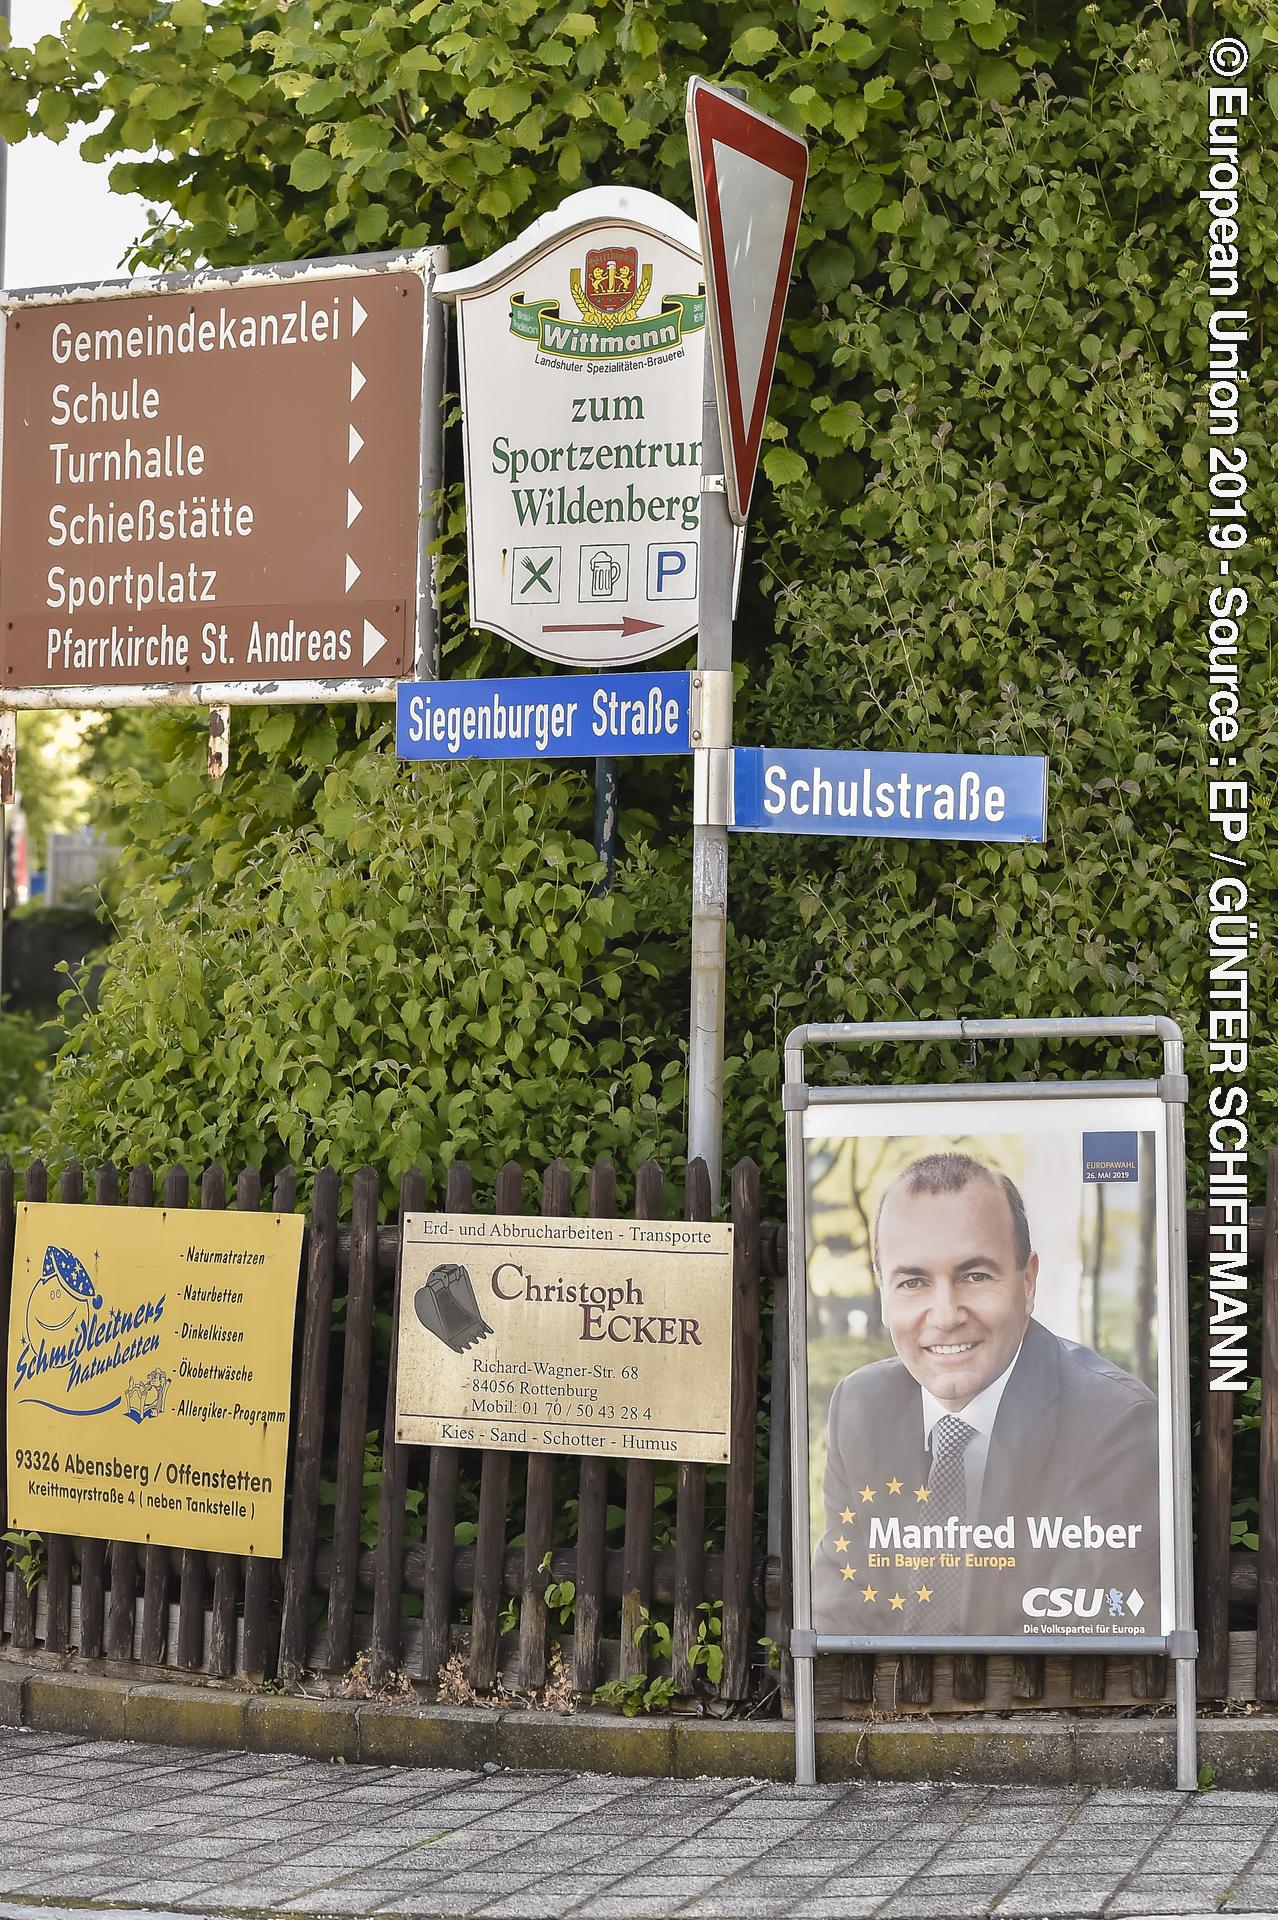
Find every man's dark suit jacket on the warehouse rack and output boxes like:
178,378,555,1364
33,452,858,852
811,1316,1160,1635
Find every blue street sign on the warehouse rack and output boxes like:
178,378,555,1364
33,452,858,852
732,747,1047,843
397,671,692,762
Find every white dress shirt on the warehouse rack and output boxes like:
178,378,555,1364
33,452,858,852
920,1343,1023,1519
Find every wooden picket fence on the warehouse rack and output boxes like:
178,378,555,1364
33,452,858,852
0,1147,1274,1720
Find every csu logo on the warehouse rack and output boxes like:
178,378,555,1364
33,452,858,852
1023,1586,1145,1619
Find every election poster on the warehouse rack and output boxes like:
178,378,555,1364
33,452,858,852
396,1212,733,1462
7,1203,304,1556
801,1094,1173,1642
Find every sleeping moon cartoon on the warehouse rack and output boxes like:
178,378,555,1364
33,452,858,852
24,1244,102,1351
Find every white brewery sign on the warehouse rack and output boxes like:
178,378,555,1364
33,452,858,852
437,189,706,667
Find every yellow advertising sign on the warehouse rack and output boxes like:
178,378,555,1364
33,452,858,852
396,1213,734,1463
6,1203,304,1556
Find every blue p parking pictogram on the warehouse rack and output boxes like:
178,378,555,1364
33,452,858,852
647,541,698,600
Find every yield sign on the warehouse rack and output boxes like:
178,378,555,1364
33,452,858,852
685,79,808,526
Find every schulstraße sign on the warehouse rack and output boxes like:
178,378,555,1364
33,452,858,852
0,254,443,703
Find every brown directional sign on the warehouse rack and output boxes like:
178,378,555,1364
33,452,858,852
0,268,426,694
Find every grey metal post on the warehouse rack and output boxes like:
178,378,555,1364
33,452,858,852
786,1032,817,1783
592,755,617,890
687,334,734,1205
1162,1025,1199,1790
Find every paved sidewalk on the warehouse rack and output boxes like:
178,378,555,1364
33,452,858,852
0,1731,1276,1919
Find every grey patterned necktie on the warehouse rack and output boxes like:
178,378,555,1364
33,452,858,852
926,1416,975,1632
928,1415,975,1520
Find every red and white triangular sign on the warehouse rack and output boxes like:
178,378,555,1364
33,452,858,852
686,78,807,527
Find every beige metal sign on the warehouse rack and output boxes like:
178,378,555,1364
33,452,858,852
396,1212,734,1462
0,256,441,704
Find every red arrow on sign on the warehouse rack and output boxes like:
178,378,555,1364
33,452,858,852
686,78,808,527
542,617,662,637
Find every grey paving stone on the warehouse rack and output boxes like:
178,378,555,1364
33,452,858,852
994,1894,1124,1916
373,1895,489,1916
1106,1897,1228,1916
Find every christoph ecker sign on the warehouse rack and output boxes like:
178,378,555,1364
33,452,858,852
396,1212,734,1462
0,254,444,705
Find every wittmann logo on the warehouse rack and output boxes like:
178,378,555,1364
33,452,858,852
509,246,705,362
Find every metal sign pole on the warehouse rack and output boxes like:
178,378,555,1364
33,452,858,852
687,345,734,1205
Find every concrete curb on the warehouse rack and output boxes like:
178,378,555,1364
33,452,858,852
1,1665,1274,1785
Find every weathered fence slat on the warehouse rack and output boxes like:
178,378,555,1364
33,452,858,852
468,1160,522,1692
1257,1148,1278,1699
420,1160,470,1686
106,1165,152,1660
174,1166,226,1672
572,1161,615,1697
241,1164,297,1683
518,1160,571,1692
76,1162,118,1660
42,1162,83,1656
326,1166,380,1674
672,1157,711,1693
1198,1170,1235,1698
11,1160,48,1652
776,1269,795,1706
278,1166,340,1681
138,1167,187,1667
722,1157,760,1700
371,1165,426,1684
620,1159,663,1685
202,1167,261,1679
0,1159,14,1594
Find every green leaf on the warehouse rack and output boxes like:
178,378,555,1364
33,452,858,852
289,147,333,192
763,447,806,486
731,25,780,64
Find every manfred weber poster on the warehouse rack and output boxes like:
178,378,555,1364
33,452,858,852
803,1096,1172,1640
7,1204,304,1556
396,1213,733,1462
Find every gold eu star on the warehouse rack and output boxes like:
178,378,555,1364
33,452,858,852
916,1584,933,1604
889,1593,906,1612
886,1477,903,1495
859,1485,876,1504
861,1584,877,1603
834,1536,850,1555
840,1507,856,1525
914,1485,930,1502
841,1564,857,1581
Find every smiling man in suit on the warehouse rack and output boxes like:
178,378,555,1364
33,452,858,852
811,1151,1160,1636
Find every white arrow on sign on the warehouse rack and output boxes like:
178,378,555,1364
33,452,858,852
362,618,388,666
350,361,366,401
347,488,362,528
348,424,363,463
345,554,361,591
686,78,808,526
352,296,367,335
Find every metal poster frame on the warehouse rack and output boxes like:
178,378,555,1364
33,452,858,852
0,244,449,711
784,1016,1197,1790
